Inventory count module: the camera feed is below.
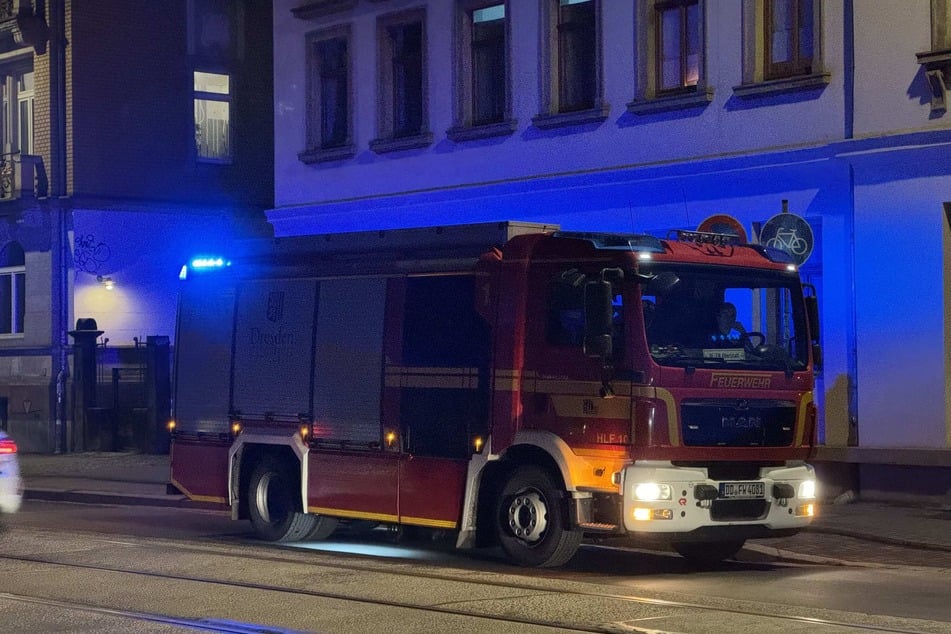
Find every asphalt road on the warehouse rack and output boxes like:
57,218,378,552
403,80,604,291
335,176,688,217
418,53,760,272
2,499,950,633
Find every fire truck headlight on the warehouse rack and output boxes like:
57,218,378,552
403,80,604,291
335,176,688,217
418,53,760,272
633,482,671,501
798,480,817,500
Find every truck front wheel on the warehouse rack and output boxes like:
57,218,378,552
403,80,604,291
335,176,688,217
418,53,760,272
247,458,334,542
496,466,582,567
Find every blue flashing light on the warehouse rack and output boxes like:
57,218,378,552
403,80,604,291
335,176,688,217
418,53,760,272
190,256,231,269
179,265,188,281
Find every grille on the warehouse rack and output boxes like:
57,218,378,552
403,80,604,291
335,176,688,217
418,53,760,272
711,499,769,521
682,399,795,447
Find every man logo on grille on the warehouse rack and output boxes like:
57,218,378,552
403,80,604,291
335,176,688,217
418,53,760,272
267,291,285,323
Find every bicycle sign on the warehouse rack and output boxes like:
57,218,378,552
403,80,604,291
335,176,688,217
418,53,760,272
760,213,814,266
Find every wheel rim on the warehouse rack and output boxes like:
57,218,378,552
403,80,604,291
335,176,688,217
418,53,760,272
254,472,287,525
506,489,549,544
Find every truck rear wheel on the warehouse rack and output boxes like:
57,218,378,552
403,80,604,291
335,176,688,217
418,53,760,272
248,458,329,542
673,540,745,566
496,465,582,567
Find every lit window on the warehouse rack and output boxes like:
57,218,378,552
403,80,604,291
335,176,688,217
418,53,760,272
765,0,814,79
656,0,700,92
0,242,24,337
193,71,231,162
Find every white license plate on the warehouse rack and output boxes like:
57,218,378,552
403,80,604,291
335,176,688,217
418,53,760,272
719,482,765,499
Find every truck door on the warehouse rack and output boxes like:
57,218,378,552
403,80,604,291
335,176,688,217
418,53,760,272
388,275,489,530
170,274,236,502
523,264,634,447
307,278,399,524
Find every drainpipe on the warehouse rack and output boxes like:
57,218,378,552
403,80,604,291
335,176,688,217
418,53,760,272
48,0,68,452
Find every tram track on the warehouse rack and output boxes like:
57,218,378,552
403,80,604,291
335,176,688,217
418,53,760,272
0,531,942,634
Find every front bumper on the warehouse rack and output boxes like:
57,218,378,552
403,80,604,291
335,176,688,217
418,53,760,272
620,461,816,535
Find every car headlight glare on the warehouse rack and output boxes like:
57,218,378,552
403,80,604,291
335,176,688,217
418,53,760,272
634,482,672,501
798,480,817,500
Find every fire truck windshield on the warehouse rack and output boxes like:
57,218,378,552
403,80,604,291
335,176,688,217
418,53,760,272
639,264,809,372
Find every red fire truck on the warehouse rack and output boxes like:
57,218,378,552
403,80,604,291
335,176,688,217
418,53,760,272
169,221,819,567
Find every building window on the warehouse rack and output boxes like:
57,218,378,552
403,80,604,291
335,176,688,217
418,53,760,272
557,0,597,112
193,71,232,162
656,0,700,93
629,1,710,114
371,9,431,153
0,241,24,337
449,2,515,141
534,0,607,129
301,26,354,163
734,0,827,98
471,4,506,125
764,0,814,80
2,68,33,156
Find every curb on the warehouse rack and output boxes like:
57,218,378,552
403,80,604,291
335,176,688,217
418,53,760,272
24,488,227,511
805,525,951,553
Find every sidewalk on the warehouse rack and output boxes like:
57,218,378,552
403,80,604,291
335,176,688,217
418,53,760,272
16,451,951,560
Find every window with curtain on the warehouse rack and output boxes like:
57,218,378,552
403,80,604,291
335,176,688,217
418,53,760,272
764,0,814,79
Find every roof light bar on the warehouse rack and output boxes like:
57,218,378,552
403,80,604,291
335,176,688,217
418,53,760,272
190,257,231,269
671,229,742,246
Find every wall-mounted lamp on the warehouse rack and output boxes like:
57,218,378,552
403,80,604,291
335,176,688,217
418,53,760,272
96,275,115,290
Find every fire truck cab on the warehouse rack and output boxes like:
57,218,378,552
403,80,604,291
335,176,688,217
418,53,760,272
169,221,819,567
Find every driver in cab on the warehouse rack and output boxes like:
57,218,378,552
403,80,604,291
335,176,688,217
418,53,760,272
710,302,746,345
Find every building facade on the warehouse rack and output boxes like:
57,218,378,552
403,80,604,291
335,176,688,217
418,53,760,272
0,0,273,452
271,0,951,498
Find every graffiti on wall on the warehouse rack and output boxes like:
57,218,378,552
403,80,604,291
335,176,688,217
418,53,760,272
74,234,111,273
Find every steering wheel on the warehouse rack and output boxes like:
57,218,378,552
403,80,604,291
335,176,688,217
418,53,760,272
742,331,766,351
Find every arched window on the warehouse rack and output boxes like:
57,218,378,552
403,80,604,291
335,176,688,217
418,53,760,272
0,241,25,336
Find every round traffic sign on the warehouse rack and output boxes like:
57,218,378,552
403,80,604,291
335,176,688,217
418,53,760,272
760,213,814,265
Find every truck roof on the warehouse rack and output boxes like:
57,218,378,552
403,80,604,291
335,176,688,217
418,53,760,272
190,223,795,279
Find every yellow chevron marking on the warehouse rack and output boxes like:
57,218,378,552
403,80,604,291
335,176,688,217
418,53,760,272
170,477,227,504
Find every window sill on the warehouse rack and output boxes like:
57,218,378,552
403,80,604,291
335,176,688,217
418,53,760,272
291,0,357,20
298,144,357,164
446,120,518,142
732,73,830,99
627,88,714,115
369,132,433,154
916,48,951,67
531,105,610,130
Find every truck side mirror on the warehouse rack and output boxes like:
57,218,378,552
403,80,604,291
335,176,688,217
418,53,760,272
584,280,613,359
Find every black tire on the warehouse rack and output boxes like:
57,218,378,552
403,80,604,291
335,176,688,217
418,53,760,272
247,458,319,542
304,515,339,541
496,465,583,567
673,540,745,566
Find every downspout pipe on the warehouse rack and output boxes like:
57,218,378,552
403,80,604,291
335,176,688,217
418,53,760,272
48,0,69,452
